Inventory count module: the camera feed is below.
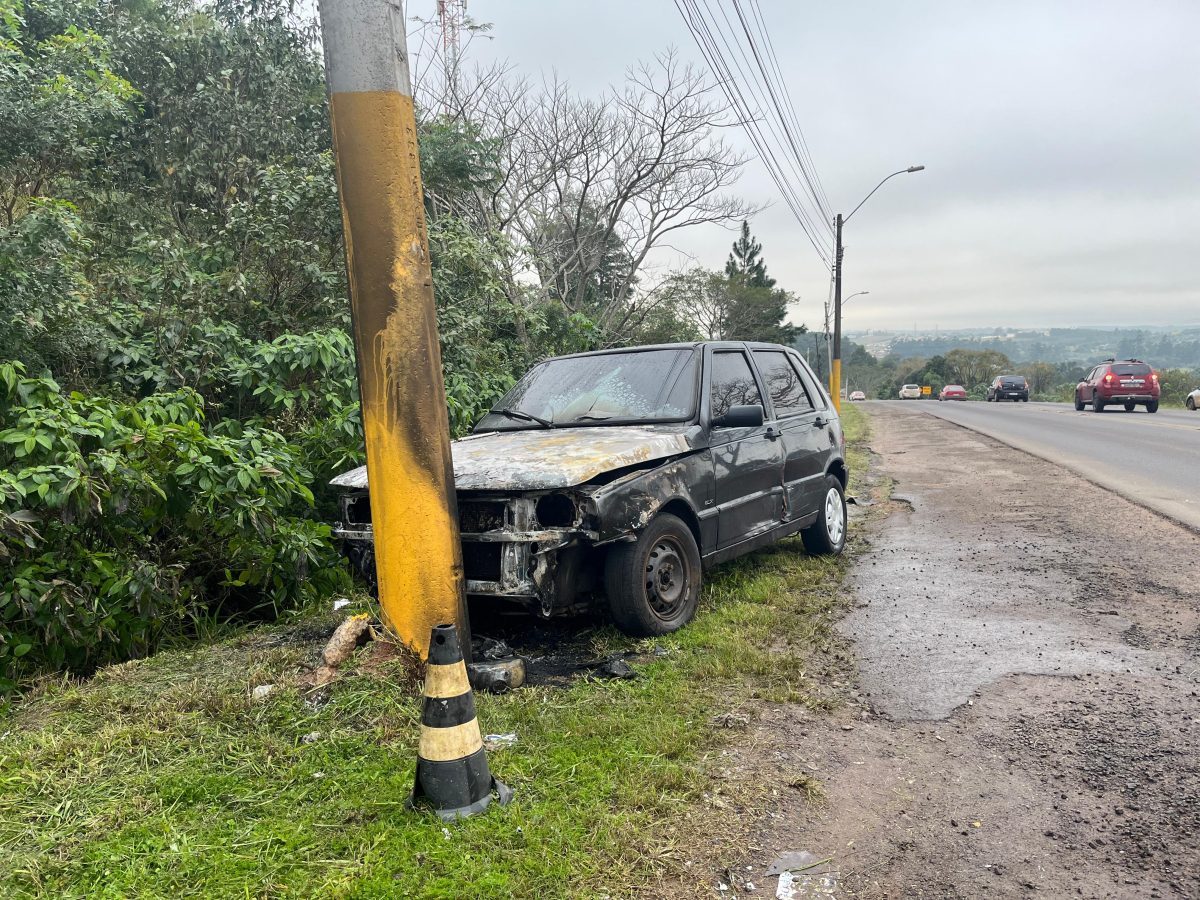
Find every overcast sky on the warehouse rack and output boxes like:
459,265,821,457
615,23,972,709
444,0,1199,332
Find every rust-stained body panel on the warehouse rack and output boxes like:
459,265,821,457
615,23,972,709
330,425,696,492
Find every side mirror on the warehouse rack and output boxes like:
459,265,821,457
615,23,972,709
714,404,765,428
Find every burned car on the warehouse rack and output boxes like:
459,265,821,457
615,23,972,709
332,342,848,636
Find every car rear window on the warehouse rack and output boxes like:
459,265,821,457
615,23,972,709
1001,377,1026,386
1111,363,1151,376
903,384,919,390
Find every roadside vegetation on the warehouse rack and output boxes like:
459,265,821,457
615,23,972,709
0,0,809,689
0,412,869,899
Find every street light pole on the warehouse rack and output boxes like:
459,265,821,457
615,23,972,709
831,212,844,410
829,166,924,411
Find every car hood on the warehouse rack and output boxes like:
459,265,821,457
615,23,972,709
329,426,696,492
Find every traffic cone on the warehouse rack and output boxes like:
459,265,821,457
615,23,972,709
410,623,513,820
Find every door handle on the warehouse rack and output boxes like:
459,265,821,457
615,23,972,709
764,425,779,440
812,416,827,428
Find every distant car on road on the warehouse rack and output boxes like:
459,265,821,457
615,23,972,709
849,390,867,402
1074,359,1160,413
938,384,967,401
898,383,921,400
986,375,1029,402
1187,387,1199,411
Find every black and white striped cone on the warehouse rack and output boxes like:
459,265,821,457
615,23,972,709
410,623,513,821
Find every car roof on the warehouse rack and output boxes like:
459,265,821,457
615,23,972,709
537,340,796,364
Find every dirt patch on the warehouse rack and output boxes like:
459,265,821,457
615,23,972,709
665,404,1200,899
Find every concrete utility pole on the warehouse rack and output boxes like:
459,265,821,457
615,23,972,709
829,165,925,413
318,0,469,657
830,213,844,411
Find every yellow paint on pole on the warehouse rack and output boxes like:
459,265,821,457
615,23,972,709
319,0,467,657
830,358,842,413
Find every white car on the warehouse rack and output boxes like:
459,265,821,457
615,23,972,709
1187,387,1200,411
898,383,921,400
849,390,867,402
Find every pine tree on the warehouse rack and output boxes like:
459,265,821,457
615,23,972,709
724,220,775,288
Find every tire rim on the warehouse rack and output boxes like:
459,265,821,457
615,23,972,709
825,487,845,546
644,537,690,618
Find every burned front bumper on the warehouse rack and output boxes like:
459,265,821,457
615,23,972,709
334,491,600,616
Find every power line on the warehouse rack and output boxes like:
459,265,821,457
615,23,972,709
673,0,834,269
744,0,832,218
675,0,833,267
674,0,828,263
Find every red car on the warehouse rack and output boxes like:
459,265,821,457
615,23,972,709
938,384,967,401
1074,359,1160,413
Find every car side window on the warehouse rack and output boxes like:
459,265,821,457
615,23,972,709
710,352,764,420
753,351,815,417
789,352,828,409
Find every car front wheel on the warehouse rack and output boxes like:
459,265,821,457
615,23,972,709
1187,396,1196,411
802,475,847,556
1074,392,1085,411
604,513,701,636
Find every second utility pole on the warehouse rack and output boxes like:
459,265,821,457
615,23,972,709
829,213,844,412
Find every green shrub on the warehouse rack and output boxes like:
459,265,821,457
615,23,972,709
0,362,349,690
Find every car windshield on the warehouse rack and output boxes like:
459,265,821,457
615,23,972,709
1112,363,1151,376
476,348,698,430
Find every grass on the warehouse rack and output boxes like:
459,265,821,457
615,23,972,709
0,407,871,900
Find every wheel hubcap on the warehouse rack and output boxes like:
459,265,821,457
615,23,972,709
825,487,845,545
644,537,689,617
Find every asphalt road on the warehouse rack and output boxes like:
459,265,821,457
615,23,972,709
867,399,1200,530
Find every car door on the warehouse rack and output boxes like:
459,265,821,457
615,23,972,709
706,348,786,549
752,349,825,522
1081,367,1098,401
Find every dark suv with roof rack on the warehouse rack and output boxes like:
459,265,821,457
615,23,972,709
986,375,1029,403
1074,359,1160,413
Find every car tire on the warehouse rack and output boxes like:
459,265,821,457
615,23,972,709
1092,392,1104,413
1187,396,1196,411
1021,397,1028,402
1147,400,1159,414
801,475,847,556
1124,402,1135,412
1074,392,1085,411
604,512,701,636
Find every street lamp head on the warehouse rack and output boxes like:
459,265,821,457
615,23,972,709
906,165,925,173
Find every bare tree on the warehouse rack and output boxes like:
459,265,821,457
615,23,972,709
413,49,755,346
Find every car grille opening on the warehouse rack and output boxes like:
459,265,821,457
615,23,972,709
342,493,371,525
462,542,503,582
459,500,506,533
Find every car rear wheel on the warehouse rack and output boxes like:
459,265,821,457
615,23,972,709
1092,392,1105,412
1124,402,1135,412
1147,400,1159,414
604,513,701,636
802,475,847,556
1074,392,1085,411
